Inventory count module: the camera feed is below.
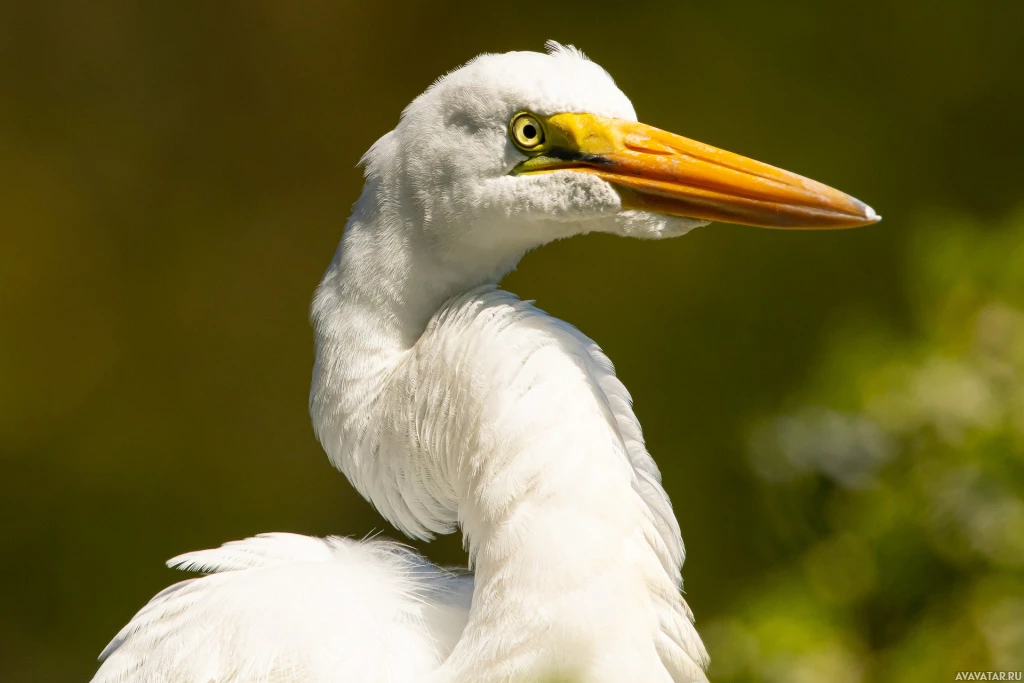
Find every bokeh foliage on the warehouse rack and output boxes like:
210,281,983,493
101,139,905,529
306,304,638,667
706,210,1024,681
1,1,1022,681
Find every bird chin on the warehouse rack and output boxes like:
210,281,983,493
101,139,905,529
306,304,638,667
605,210,710,240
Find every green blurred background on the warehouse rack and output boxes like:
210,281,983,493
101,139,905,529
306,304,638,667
2,1,1023,681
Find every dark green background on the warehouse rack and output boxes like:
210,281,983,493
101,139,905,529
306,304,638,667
3,1,1022,680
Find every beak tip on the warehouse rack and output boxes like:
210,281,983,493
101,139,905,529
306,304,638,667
848,199,881,226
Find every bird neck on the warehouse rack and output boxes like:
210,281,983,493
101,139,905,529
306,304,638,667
312,176,524,360
312,190,706,681
426,290,703,681
309,186,521,523
450,430,686,680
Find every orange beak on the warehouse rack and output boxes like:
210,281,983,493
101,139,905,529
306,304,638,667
512,113,879,230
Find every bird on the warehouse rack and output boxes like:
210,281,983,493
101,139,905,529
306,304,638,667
92,42,878,683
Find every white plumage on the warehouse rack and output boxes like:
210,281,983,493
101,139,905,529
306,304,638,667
94,41,877,682
96,534,472,682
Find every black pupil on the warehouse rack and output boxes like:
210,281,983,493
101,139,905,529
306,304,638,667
522,124,537,140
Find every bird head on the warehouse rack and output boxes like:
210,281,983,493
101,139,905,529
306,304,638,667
356,41,879,279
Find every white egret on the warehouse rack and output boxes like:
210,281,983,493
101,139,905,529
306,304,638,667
93,42,878,683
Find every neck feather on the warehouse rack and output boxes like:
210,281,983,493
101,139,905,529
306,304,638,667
310,189,517,535
311,197,707,681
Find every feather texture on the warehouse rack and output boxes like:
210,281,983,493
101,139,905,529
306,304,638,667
95,43,712,682
93,534,471,683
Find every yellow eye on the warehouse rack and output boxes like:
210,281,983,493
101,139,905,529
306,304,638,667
510,112,545,151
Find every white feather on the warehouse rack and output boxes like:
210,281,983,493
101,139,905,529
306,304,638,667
94,43,710,682
94,534,471,682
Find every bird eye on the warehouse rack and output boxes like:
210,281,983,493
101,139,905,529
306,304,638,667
510,112,545,151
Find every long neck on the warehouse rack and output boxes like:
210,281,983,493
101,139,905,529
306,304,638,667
446,382,696,681
310,172,529,388
428,292,706,682
312,194,707,681
313,198,485,378
310,186,519,534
